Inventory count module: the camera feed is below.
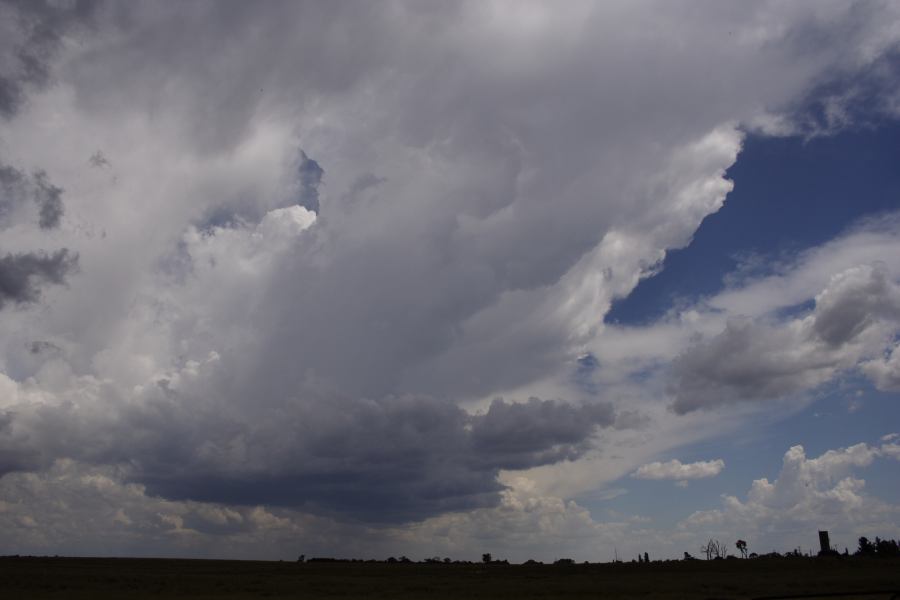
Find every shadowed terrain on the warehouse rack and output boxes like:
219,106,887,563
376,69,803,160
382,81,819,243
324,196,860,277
1,556,898,599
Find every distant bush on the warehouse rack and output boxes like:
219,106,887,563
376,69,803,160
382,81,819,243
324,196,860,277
856,536,899,557
875,537,899,557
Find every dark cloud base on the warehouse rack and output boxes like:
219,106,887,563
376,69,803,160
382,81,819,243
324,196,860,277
1,391,614,523
130,395,615,523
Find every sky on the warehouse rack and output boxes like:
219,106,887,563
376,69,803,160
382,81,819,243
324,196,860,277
0,0,899,562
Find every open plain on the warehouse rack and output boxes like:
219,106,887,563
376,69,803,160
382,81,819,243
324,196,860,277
1,556,898,599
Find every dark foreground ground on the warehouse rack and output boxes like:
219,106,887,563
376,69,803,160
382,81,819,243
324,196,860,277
1,556,898,599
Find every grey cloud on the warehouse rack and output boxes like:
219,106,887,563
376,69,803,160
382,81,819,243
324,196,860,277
131,395,614,523
0,249,77,308
0,163,27,223
632,458,724,480
194,201,262,233
66,2,421,153
189,149,323,232
812,265,900,345
0,160,73,309
88,150,109,168
0,161,66,229
0,387,614,523
348,172,385,196
3,1,900,542
862,343,900,391
51,0,900,410
671,265,900,413
33,170,63,229
0,0,97,118
670,318,819,414
28,340,61,355
471,398,614,470
0,460,301,559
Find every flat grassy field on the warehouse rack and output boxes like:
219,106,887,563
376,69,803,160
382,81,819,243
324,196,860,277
1,556,898,599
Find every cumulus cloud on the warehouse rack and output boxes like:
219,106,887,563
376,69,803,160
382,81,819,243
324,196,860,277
585,213,900,419
861,343,900,391
670,263,900,413
633,458,724,481
812,265,900,345
0,352,616,522
679,442,900,552
881,442,900,461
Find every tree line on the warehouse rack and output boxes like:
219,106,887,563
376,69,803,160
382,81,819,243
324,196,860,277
294,534,900,565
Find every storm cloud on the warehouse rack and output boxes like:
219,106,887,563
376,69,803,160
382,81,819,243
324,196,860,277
0,0,899,551
0,381,615,522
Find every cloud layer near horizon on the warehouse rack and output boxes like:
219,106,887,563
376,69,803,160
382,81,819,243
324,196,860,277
1,0,900,558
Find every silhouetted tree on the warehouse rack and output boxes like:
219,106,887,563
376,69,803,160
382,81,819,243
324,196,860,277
875,537,899,557
482,553,492,564
644,552,649,563
857,537,875,556
701,539,727,560
736,540,748,558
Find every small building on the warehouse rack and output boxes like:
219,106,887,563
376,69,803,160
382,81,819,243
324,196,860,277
818,531,831,553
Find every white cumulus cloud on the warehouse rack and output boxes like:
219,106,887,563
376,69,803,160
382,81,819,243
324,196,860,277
679,442,900,553
633,459,725,481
